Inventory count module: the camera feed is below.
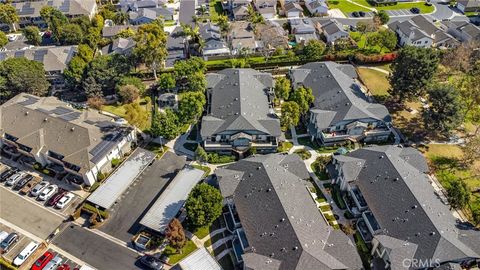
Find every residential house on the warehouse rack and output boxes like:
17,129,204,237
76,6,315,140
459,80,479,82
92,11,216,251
441,20,480,43
199,22,231,58
216,153,363,269
128,7,174,24
9,0,97,30
290,18,319,44
254,0,277,20
0,94,136,186
201,69,281,155
166,26,186,67
179,0,196,27
283,2,303,18
101,37,136,55
331,145,480,269
0,46,77,93
255,21,289,50
305,0,329,15
119,0,167,12
316,19,349,44
388,15,459,48
457,0,480,13
233,5,250,20
290,62,392,145
228,21,261,54
102,25,139,38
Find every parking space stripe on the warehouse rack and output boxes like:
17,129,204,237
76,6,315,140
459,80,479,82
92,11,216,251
0,218,43,243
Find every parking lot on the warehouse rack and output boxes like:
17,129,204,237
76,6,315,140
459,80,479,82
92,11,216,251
0,223,37,263
386,9,415,16
100,151,186,242
0,163,83,218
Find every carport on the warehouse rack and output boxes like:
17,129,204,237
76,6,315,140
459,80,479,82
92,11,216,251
139,166,204,233
87,148,156,210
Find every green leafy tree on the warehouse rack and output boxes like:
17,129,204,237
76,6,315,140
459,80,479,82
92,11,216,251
446,180,470,210
124,102,149,129
423,84,463,134
165,218,186,253
0,31,7,48
115,28,136,39
281,101,300,131
134,22,168,79
77,44,95,62
274,77,291,101
174,57,206,78
118,85,140,104
150,109,179,139
472,208,480,226
98,3,116,21
185,183,223,228
356,21,377,48
0,57,50,100
246,4,264,24
195,146,208,163
113,11,129,25
456,64,480,135
158,72,176,90
70,15,92,33
83,55,129,94
302,39,326,60
374,10,390,25
216,15,229,32
58,24,84,45
389,46,439,102
40,6,68,42
289,86,314,115
22,26,41,46
64,56,88,88
83,27,101,48
117,76,146,95
0,3,19,32
178,92,206,124
463,135,480,165
82,76,102,98
368,30,397,52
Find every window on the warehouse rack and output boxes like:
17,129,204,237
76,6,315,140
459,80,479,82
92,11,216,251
48,151,64,160
4,133,18,142
64,161,81,172
18,144,32,153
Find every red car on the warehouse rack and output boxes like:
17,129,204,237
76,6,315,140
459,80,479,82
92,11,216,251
57,264,70,270
31,251,53,270
47,189,66,207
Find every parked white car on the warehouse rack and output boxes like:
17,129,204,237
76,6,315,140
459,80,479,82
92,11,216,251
38,184,58,201
13,241,38,266
30,181,49,197
55,193,74,209
6,172,24,186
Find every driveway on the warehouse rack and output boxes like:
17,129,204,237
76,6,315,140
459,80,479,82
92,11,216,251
52,224,141,270
0,187,64,239
99,151,186,242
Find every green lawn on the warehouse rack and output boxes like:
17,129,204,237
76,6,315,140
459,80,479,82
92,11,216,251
192,226,210,239
353,0,434,13
349,32,389,53
209,0,224,21
422,144,480,218
294,149,312,160
357,67,390,97
163,240,198,265
144,143,168,158
164,20,176,26
192,164,211,177
277,141,294,152
102,97,152,131
328,0,370,13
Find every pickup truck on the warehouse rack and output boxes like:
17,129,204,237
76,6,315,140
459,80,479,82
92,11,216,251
19,176,41,195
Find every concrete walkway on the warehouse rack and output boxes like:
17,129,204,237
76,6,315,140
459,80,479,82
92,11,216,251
362,66,390,75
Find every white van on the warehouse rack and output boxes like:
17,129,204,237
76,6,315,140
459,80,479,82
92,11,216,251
13,241,38,266
43,255,63,270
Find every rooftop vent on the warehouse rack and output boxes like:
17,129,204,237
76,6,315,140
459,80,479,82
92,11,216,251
267,188,272,192
280,218,285,222
293,246,298,250
25,111,29,115
71,127,75,131
44,118,48,121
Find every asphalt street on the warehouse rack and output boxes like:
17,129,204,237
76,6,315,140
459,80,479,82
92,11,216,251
52,223,142,270
99,151,186,242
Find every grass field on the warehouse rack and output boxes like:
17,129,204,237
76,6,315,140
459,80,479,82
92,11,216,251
357,68,390,97
422,144,480,217
163,240,198,264
102,97,152,131
328,0,370,13
349,32,388,53
328,0,434,15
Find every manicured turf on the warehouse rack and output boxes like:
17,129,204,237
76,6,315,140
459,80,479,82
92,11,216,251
328,0,370,13
163,240,198,265
353,0,434,13
357,67,390,97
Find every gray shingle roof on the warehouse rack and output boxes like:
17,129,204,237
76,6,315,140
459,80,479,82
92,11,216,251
457,0,480,8
201,69,280,138
291,62,391,130
319,19,346,36
12,0,96,18
334,146,480,267
101,37,136,55
102,25,139,38
0,94,133,175
0,46,76,73
216,154,363,270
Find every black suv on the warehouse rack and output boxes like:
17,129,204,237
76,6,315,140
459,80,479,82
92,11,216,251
14,174,34,191
410,7,420,14
0,168,18,182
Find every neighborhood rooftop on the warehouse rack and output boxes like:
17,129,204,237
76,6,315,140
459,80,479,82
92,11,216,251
12,0,96,17
336,146,480,267
216,154,363,270
291,62,391,130
0,46,77,73
0,94,134,175
201,68,281,139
